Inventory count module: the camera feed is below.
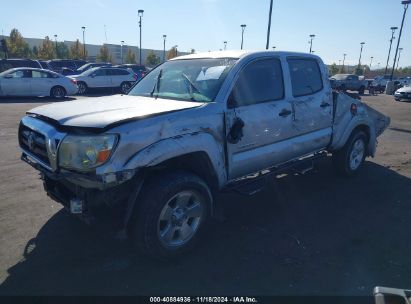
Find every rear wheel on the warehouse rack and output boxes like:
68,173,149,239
50,86,66,99
332,131,368,177
120,82,131,94
130,171,212,260
359,86,365,95
77,81,87,95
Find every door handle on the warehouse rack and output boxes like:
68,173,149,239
278,109,292,117
320,102,331,108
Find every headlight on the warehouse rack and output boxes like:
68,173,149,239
58,134,118,171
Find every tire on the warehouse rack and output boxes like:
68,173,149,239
395,98,401,102
77,81,88,95
130,171,212,260
50,86,67,99
332,131,368,177
359,86,365,95
120,82,131,94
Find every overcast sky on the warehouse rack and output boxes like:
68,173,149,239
1,0,410,68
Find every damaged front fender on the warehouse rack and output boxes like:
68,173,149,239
123,132,227,188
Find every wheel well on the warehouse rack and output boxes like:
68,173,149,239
50,85,66,95
352,124,370,142
146,152,219,195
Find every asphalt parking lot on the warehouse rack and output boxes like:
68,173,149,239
0,93,410,296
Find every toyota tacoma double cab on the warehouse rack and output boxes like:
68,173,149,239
19,50,390,259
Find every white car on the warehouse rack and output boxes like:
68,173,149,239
394,85,411,102
69,67,137,95
0,68,78,98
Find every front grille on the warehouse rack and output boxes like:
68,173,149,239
19,123,50,166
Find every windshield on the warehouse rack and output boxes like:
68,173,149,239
128,58,237,102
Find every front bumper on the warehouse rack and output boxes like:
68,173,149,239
394,92,411,100
21,151,136,190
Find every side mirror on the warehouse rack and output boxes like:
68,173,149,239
227,91,238,109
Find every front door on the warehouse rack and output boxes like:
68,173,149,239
225,57,296,180
88,68,110,88
1,69,31,96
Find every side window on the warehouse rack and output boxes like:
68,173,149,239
94,69,107,76
287,58,323,97
9,70,31,78
32,71,49,78
231,58,284,107
117,69,130,75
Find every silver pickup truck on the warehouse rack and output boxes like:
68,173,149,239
18,51,390,259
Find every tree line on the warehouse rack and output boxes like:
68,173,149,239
0,28,190,67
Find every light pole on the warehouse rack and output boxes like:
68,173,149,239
358,42,365,66
266,0,274,49
223,41,227,50
54,34,58,58
163,35,167,62
396,47,404,71
121,41,124,64
309,34,315,53
81,26,86,60
384,27,398,75
390,0,410,81
342,53,346,71
138,9,144,66
339,60,341,67
174,45,178,57
370,56,374,69
240,24,246,50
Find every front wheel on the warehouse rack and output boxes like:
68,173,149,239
77,81,88,95
130,171,212,260
332,131,368,177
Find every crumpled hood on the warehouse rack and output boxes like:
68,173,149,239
27,95,204,129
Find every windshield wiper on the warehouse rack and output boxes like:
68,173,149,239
181,73,201,101
150,69,163,99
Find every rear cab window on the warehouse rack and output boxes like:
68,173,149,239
287,58,323,97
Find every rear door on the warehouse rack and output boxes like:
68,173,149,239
225,57,296,179
30,70,54,96
286,57,332,154
1,69,32,96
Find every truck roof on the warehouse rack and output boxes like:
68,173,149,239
171,50,321,60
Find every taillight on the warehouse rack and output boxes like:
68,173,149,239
141,73,145,78
71,79,77,85
133,74,138,80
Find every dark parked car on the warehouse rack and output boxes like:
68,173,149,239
47,59,87,74
0,58,42,72
65,62,112,76
38,60,51,69
113,64,147,80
